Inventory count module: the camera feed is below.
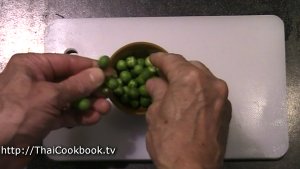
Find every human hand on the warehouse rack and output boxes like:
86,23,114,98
0,53,110,147
145,53,231,169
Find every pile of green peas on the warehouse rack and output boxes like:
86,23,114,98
74,55,157,111
101,55,157,109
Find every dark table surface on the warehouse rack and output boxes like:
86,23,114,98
0,0,299,169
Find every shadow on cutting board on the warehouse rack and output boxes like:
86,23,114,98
64,105,147,160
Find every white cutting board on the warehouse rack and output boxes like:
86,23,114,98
43,16,288,160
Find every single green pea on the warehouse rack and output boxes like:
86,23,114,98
132,64,144,76
147,66,157,75
120,71,132,84
136,76,146,85
137,58,145,66
139,85,149,96
145,57,153,67
128,79,138,88
98,55,110,69
140,97,152,108
113,86,124,96
126,56,137,68
140,69,152,80
130,100,140,108
123,86,130,94
106,78,119,90
117,78,123,86
121,94,130,104
77,98,91,111
128,87,139,99
116,59,127,71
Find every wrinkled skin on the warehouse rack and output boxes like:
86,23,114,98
146,53,232,169
0,53,110,169
0,52,231,169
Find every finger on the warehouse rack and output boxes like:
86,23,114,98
57,68,105,103
7,53,98,81
92,98,111,115
146,77,168,102
145,101,161,126
61,110,102,127
145,132,155,159
220,100,232,147
31,53,97,80
149,52,188,80
60,98,110,127
45,53,98,78
79,110,102,125
145,78,168,126
224,100,232,123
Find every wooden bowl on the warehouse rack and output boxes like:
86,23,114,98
109,42,167,115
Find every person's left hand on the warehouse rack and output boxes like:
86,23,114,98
0,53,110,148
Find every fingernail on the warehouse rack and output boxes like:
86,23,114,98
88,68,104,87
150,52,165,57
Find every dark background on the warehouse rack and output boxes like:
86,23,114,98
0,0,299,169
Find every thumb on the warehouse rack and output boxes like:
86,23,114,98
146,77,168,102
57,67,105,102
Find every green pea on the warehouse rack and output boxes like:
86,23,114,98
98,55,110,69
145,57,153,67
128,87,139,99
116,59,127,71
139,85,149,96
117,78,123,86
120,71,132,84
128,79,138,88
126,56,137,68
147,66,157,75
130,100,139,108
137,58,145,66
112,56,160,109
136,76,146,85
77,98,91,111
113,86,124,96
132,64,144,76
140,69,152,80
140,97,151,108
106,78,119,90
123,86,130,94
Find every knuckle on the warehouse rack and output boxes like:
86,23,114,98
215,79,229,98
145,103,158,124
10,53,35,65
181,67,201,83
10,54,23,63
145,111,153,125
168,53,184,59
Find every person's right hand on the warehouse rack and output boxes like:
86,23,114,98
145,53,232,169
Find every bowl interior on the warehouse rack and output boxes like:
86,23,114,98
110,42,167,115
